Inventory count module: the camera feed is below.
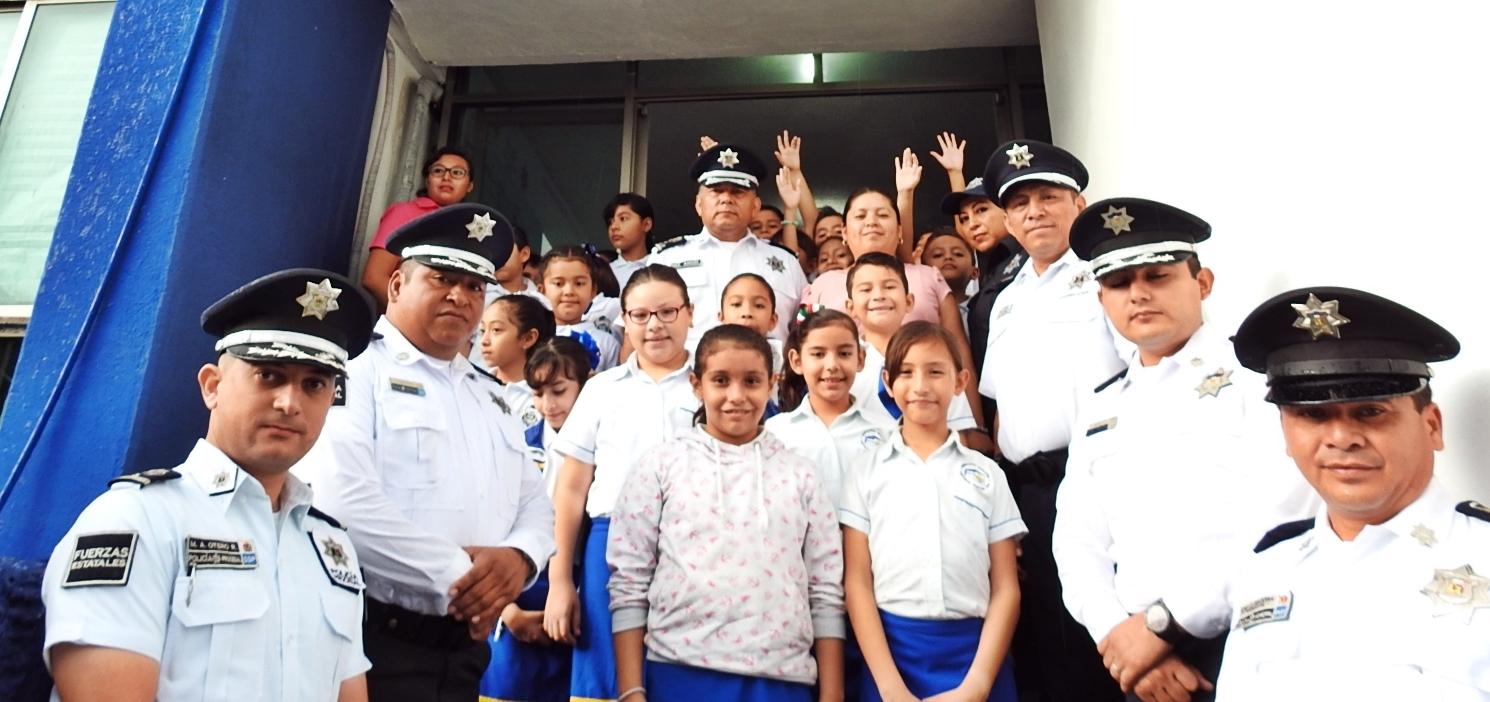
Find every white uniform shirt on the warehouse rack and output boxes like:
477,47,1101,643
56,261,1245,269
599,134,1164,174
294,317,555,616
558,320,621,373
499,378,539,428
764,396,894,507
610,256,648,292
1216,481,1490,700
649,228,808,345
552,352,698,517
839,430,1027,620
43,440,369,702
584,295,625,344
1053,324,1320,643
977,249,1127,462
855,342,976,432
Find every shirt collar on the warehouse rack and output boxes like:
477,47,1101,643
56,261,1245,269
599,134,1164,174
885,427,970,463
784,396,867,426
1123,321,1221,384
618,349,693,382
1012,246,1080,285
182,440,313,522
1314,479,1457,550
375,316,474,375
696,226,759,247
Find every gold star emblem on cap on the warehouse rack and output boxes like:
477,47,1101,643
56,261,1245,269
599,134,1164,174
1005,143,1034,169
1411,524,1438,547
1195,368,1234,398
717,148,740,168
1422,564,1490,623
320,537,349,568
466,212,497,242
1291,293,1351,339
1101,206,1135,235
295,278,342,320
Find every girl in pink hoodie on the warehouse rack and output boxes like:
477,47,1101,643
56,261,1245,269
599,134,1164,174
607,324,846,702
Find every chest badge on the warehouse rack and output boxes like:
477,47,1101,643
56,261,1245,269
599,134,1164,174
1068,271,1091,290
860,429,885,450
960,463,993,491
1195,368,1234,398
767,256,785,273
1422,564,1490,623
1237,592,1294,630
488,391,512,415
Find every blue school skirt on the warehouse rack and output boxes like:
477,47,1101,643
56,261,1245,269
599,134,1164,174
570,516,617,701
480,569,571,702
645,659,811,702
861,610,1017,702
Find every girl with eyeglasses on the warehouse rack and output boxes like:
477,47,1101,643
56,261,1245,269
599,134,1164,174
544,264,700,701
360,146,477,308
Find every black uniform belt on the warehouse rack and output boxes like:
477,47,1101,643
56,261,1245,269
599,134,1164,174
365,597,474,651
997,448,1069,487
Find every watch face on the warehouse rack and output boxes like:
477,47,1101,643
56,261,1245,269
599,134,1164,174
1146,603,1171,632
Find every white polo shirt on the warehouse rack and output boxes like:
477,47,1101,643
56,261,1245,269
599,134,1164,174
764,397,894,507
1053,324,1319,643
557,320,620,373
552,352,698,517
855,342,976,432
610,256,648,292
839,430,1027,620
977,249,1127,462
1216,481,1490,700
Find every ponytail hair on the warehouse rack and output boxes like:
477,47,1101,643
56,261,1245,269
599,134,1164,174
777,308,859,413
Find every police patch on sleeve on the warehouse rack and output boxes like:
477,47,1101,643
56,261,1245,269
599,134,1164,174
309,529,363,593
62,531,139,588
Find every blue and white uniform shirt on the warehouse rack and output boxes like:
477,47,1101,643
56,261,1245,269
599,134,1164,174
558,319,621,373
42,440,369,702
764,397,893,508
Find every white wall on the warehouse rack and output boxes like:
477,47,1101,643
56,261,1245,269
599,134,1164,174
1036,0,1490,499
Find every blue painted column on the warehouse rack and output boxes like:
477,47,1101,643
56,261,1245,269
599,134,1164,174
0,0,391,695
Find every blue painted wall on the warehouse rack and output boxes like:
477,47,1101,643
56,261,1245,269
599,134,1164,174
0,0,390,691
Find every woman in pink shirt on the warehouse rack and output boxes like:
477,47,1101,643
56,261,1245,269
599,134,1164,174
360,146,477,308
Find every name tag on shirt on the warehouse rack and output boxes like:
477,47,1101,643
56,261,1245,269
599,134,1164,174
185,536,257,572
390,378,425,396
1237,592,1294,630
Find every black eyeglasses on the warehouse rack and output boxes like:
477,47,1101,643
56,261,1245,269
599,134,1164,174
624,306,683,324
429,166,469,180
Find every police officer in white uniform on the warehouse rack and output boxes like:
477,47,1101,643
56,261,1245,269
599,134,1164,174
976,140,1128,701
41,269,378,702
296,204,555,702
1217,287,1489,701
649,143,807,347
1053,199,1319,701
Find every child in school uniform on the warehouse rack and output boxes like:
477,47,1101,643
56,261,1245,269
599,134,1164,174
546,264,700,701
607,324,846,702
843,252,978,435
479,294,556,427
541,245,622,372
764,308,892,509
840,322,1024,701
717,272,783,376
480,336,593,701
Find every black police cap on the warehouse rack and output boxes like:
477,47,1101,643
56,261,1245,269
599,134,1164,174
1232,286,1460,405
385,203,515,284
1070,198,1211,279
690,144,767,190
982,139,1089,208
201,268,376,375
939,177,994,215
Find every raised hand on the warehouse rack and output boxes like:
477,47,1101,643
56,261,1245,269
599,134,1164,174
930,131,967,173
775,130,803,171
699,135,718,154
776,167,803,211
894,148,923,192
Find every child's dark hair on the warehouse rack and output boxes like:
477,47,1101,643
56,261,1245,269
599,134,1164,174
843,187,900,220
603,193,655,224
512,225,533,252
777,308,859,413
761,204,784,220
845,251,909,294
721,272,776,308
524,336,593,392
540,245,605,288
691,324,774,426
919,226,973,265
491,294,556,350
796,236,818,261
884,321,964,387
620,263,692,311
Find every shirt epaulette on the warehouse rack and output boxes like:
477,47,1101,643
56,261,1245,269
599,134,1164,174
651,235,689,254
1456,500,1490,523
1094,368,1128,393
1253,518,1313,553
307,506,345,530
766,238,796,255
370,331,384,341
468,363,500,384
108,468,181,488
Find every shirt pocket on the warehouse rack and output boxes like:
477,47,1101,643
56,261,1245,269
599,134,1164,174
168,572,270,701
676,264,709,291
315,588,361,685
378,392,452,493
1045,290,1101,324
